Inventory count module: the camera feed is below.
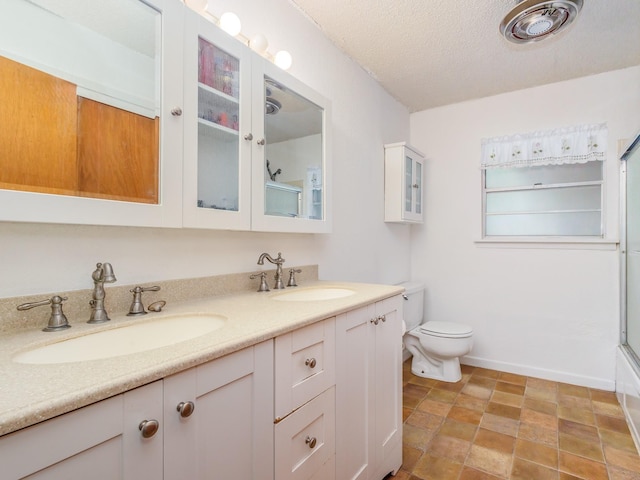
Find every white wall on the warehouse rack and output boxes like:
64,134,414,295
0,0,411,299
410,66,640,390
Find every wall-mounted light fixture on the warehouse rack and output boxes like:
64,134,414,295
200,2,293,70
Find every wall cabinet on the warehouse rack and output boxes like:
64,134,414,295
384,142,425,224
335,295,403,480
0,0,184,228
182,6,331,233
1,0,330,234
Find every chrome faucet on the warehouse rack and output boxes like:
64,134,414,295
88,262,117,324
17,295,71,332
257,252,285,289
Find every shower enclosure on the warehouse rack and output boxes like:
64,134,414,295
622,133,640,366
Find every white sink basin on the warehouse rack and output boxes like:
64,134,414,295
272,287,355,302
13,314,227,364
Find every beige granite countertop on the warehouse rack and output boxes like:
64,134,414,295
0,280,403,436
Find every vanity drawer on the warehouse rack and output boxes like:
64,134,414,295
275,386,335,480
275,317,335,419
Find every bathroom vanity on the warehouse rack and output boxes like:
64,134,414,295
0,281,403,480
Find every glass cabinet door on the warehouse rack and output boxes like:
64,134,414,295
403,150,424,222
183,9,252,230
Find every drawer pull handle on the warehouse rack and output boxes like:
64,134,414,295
305,436,317,449
138,419,159,438
305,358,317,369
177,401,195,418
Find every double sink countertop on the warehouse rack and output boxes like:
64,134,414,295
0,281,403,436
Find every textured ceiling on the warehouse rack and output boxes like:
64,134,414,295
290,0,640,112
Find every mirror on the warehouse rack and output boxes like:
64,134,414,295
263,76,324,220
0,0,160,203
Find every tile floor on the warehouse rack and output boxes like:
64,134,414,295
395,360,640,479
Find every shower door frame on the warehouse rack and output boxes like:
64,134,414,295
620,132,640,373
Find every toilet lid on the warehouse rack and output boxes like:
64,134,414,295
419,321,473,338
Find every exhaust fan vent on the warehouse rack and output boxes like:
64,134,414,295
500,0,583,44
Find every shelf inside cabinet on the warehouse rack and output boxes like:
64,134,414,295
198,118,239,141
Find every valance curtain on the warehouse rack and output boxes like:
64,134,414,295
481,123,607,169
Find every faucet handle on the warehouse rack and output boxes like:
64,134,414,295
287,269,302,287
128,286,161,316
17,295,71,332
250,272,270,292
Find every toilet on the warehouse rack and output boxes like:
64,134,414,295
400,282,473,382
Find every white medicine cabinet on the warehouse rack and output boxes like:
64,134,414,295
182,7,331,233
0,1,331,234
384,142,424,224
0,0,184,228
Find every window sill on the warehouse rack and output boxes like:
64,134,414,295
474,237,619,250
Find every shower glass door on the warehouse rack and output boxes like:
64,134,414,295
623,134,640,361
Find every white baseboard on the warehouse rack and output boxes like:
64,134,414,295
462,355,615,391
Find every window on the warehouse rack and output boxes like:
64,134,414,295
481,123,607,238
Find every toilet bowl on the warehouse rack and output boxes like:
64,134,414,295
399,282,473,383
404,321,473,382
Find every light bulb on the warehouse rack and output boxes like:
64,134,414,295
249,34,269,54
219,12,241,36
274,50,292,70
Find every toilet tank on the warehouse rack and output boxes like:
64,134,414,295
399,282,424,331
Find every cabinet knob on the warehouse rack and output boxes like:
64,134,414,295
305,436,317,449
370,317,379,325
412,184,419,188
305,358,317,369
257,138,266,146
380,315,386,323
138,419,159,438
244,133,253,141
170,107,183,116
177,401,195,418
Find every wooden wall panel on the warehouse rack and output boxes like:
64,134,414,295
77,98,159,204
0,56,78,195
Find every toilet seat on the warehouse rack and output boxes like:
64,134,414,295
418,321,473,338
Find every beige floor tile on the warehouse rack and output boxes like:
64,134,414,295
558,383,590,398
558,393,592,410
491,390,524,408
518,422,558,447
458,466,504,479
515,438,559,468
558,451,608,480
521,407,558,431
406,410,444,430
498,372,528,386
455,393,489,412
462,383,494,400
475,428,516,455
495,381,526,396
511,457,559,480
603,444,640,473
481,413,519,438
558,432,604,462
597,414,632,434
447,405,483,425
439,418,479,442
558,418,599,442
524,397,557,416
416,397,452,417
412,453,463,480
557,406,596,426
525,386,558,403
599,428,640,453
465,444,513,478
485,401,521,421
428,434,472,463
592,399,624,418
403,423,437,451
426,388,458,403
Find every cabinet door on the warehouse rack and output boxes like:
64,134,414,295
164,341,274,480
335,297,403,480
372,296,403,479
335,304,375,480
183,7,252,230
404,150,424,222
0,382,163,480
0,0,184,228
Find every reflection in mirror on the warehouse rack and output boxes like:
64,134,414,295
263,76,323,220
0,0,160,203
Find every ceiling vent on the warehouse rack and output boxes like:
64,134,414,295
500,0,583,44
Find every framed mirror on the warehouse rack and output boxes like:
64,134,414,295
252,58,331,234
0,0,183,227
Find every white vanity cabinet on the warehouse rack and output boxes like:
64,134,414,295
164,340,274,480
0,381,164,480
274,318,336,480
0,342,273,480
335,295,403,480
384,142,425,224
